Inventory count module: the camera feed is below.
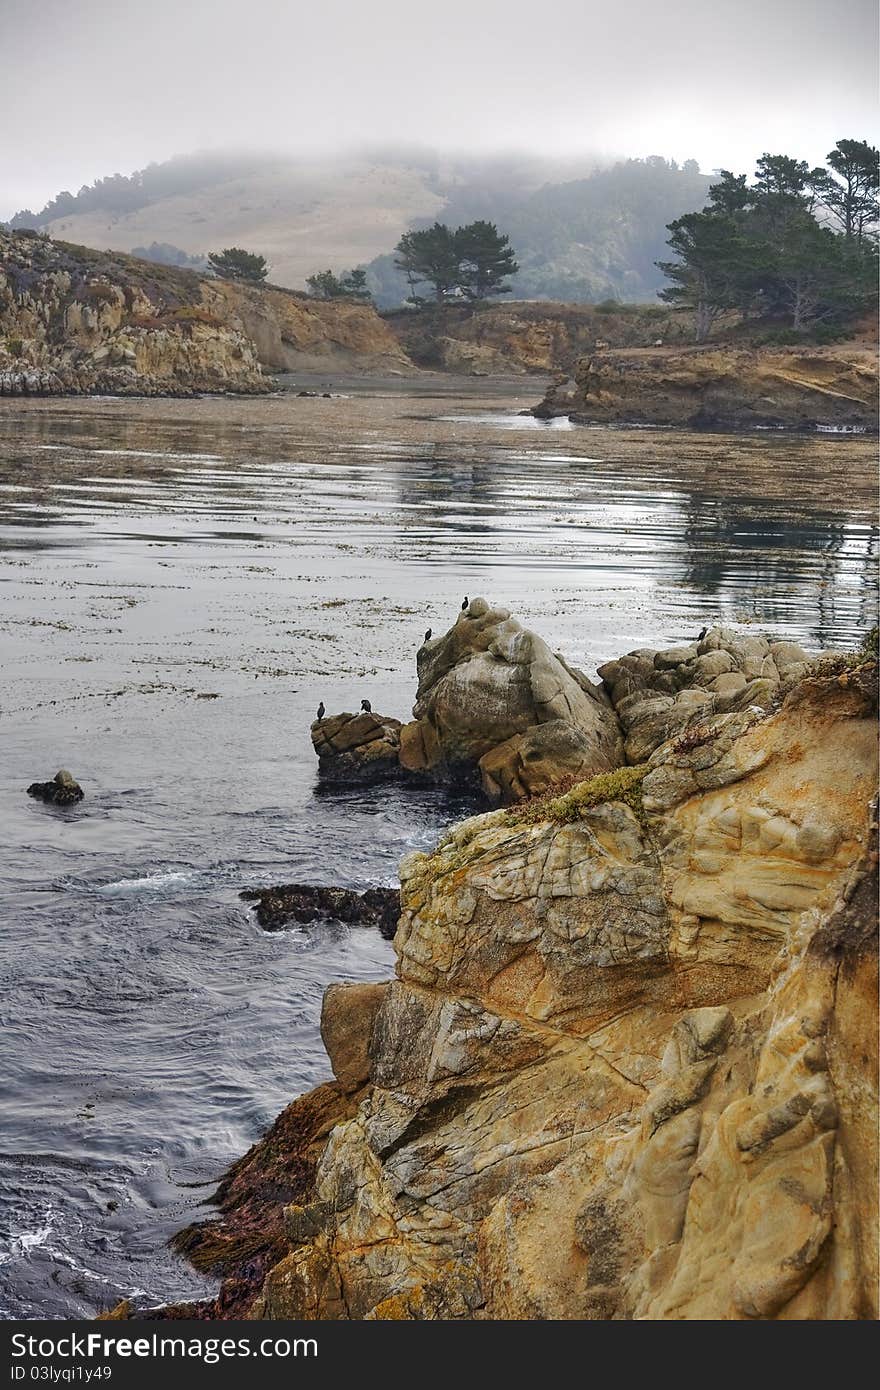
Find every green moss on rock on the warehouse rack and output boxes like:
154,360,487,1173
508,763,649,828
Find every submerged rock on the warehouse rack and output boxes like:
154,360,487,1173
26,769,84,806
241,883,400,938
168,645,877,1321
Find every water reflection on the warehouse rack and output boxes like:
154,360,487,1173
0,404,876,649
0,389,877,1318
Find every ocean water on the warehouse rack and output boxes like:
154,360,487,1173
0,380,876,1317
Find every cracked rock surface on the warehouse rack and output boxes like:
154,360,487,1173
171,640,878,1321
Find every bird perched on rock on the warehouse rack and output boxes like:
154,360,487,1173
461,596,469,610
698,626,708,641
316,701,325,721
360,698,372,713
424,627,432,643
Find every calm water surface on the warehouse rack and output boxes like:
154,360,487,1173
0,381,876,1317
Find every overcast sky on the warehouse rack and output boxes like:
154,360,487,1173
1,0,877,218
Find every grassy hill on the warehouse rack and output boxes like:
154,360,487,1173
9,149,712,306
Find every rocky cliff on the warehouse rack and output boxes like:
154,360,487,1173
164,621,877,1322
206,279,413,374
386,301,692,375
0,231,412,396
534,345,879,431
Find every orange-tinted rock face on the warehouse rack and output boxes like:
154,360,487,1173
536,345,879,430
171,636,877,1322
0,230,415,396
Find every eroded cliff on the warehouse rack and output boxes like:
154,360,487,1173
169,626,878,1322
534,345,879,431
386,301,691,375
0,231,413,396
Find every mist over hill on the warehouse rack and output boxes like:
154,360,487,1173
8,148,712,305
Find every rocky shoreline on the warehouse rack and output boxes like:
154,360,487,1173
114,608,878,1321
0,230,411,397
5,230,877,423
533,345,879,432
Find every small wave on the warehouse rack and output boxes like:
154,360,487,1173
98,870,197,895
815,424,868,435
53,862,242,898
0,1208,58,1266
91,449,224,462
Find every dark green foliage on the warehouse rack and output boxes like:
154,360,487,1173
454,221,519,300
658,209,745,341
658,140,879,340
342,267,371,301
207,247,269,284
810,139,880,244
367,156,713,307
305,267,373,302
394,221,518,305
395,224,463,304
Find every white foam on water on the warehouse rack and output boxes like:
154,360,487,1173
98,869,198,895
0,1207,58,1266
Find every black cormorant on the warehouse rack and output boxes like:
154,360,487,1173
424,628,432,643
360,698,372,713
316,701,325,721
461,596,469,610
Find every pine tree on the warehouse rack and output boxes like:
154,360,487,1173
341,268,372,302
810,139,879,244
455,221,519,300
657,142,878,339
657,210,743,341
394,225,460,304
207,247,268,283
306,268,372,302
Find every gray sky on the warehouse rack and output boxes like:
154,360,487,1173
1,0,877,217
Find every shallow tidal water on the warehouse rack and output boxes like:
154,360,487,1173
0,377,876,1318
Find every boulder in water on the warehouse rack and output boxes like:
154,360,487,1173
241,883,400,938
27,769,84,806
311,711,404,786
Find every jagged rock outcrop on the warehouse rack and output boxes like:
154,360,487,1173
599,626,814,763
205,279,413,374
168,639,877,1322
311,599,623,802
534,346,879,431
0,230,414,396
0,230,268,396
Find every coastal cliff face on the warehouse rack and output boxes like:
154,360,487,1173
0,231,267,396
206,280,413,374
386,301,691,375
534,345,879,431
172,627,878,1322
0,231,413,396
